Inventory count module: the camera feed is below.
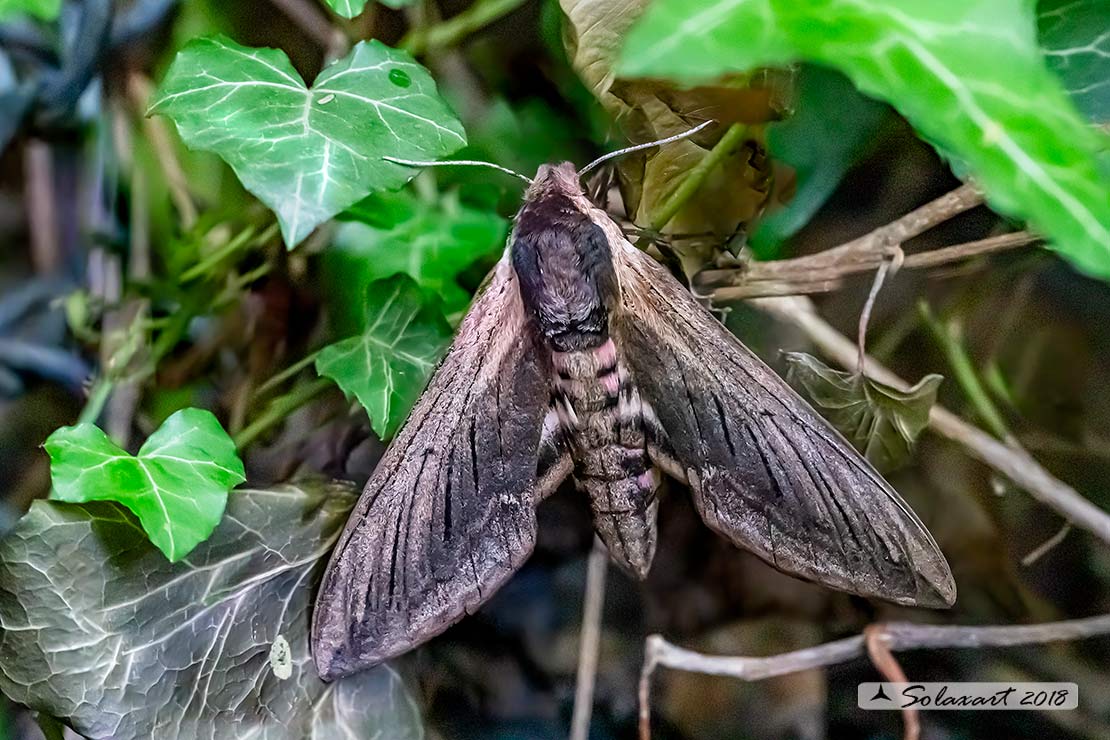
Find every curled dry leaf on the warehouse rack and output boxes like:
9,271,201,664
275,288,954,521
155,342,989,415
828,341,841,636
784,351,943,473
0,481,423,740
558,0,789,266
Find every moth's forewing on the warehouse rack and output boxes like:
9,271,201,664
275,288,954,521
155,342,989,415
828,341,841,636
583,210,956,608
310,260,569,681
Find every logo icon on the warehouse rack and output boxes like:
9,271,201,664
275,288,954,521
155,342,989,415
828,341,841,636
870,685,893,703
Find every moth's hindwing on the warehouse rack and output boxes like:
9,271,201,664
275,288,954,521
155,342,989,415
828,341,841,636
310,260,570,681
599,215,956,608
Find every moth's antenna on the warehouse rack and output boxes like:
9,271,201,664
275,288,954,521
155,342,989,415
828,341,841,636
383,156,533,185
576,120,716,179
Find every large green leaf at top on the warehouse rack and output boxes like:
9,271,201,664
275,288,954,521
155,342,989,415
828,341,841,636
620,0,1110,280
1039,0,1110,124
150,36,466,248
0,481,424,740
561,0,785,262
44,408,244,562
327,188,507,329
317,275,452,439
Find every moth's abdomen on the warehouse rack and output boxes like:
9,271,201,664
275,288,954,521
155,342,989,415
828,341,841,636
552,339,661,579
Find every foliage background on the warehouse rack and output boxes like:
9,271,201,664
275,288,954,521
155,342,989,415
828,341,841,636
0,0,1108,738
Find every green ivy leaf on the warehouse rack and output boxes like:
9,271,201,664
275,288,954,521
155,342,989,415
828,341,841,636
325,0,413,15
323,0,368,17
317,275,452,439
750,65,892,258
327,188,506,330
784,352,942,472
1039,0,1110,124
150,36,466,248
0,0,60,21
619,0,1110,280
43,408,245,562
0,481,424,740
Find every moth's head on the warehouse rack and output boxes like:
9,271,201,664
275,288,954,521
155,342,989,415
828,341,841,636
526,161,587,202
510,162,617,352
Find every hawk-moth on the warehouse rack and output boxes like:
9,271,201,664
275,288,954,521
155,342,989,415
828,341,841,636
311,159,955,681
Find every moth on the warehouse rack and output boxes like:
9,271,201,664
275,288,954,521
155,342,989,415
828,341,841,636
311,132,956,681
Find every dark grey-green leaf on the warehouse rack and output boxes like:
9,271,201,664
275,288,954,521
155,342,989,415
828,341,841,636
0,482,424,740
784,351,942,472
1039,0,1110,124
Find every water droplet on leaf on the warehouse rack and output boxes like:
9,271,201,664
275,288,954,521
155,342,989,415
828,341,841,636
388,69,411,88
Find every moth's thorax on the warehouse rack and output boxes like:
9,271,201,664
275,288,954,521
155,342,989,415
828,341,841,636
510,162,619,352
549,338,661,578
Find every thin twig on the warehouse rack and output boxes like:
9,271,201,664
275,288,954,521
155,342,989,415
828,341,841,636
25,139,61,274
753,296,1110,545
696,184,1043,301
856,251,900,374
638,614,1110,738
865,625,919,740
703,230,1038,300
103,100,152,448
1022,522,1073,567
127,74,198,229
900,231,1038,270
570,539,609,740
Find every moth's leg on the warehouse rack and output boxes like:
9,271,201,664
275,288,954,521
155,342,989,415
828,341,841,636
641,400,688,485
536,407,573,500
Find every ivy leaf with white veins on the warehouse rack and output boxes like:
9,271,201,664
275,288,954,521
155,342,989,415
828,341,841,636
317,274,452,439
150,36,466,248
620,0,1110,280
0,481,424,740
44,408,245,562
784,352,942,473
327,188,507,330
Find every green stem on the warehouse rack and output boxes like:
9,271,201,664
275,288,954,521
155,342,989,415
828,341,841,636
400,0,528,55
213,263,274,312
76,226,276,432
233,377,333,450
254,350,321,399
77,378,113,425
649,122,748,233
149,307,194,368
180,226,256,283
35,714,66,740
180,222,278,283
918,300,1013,442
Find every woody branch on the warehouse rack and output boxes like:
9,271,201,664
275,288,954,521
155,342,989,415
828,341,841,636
694,184,1039,300
638,614,1110,740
